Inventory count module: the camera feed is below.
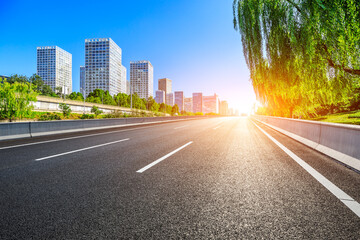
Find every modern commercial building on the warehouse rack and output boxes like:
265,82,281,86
220,101,229,115
166,93,174,106
80,66,85,94
184,97,193,113
192,92,203,113
84,38,123,97
37,46,72,93
126,80,130,95
174,91,184,112
203,94,219,114
120,65,127,94
158,78,172,95
155,90,165,104
130,60,153,99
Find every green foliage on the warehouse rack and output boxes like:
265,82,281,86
80,113,95,119
146,96,159,112
59,103,71,117
29,74,57,97
0,80,37,121
233,0,360,117
38,112,62,121
86,89,115,105
91,105,103,117
195,112,204,116
171,104,179,115
114,93,130,107
69,92,84,101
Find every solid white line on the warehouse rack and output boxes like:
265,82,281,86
253,122,360,218
0,125,158,150
174,125,188,129
35,138,129,161
213,125,222,130
136,141,193,173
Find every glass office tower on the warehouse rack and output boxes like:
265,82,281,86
37,46,72,93
85,38,123,97
130,60,153,99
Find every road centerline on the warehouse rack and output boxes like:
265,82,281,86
253,121,360,218
174,125,188,129
136,141,193,173
35,138,130,161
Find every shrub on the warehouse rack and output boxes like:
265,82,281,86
59,103,71,117
38,112,62,121
80,114,95,119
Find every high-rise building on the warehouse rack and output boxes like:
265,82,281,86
37,46,72,93
166,93,174,106
184,97,193,113
80,66,85,94
174,91,184,112
203,94,219,114
220,101,229,115
130,60,153,99
155,90,165,104
120,65,127,94
192,92,203,113
126,80,130,95
158,78,172,95
85,38,123,97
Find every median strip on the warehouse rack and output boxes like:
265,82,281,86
136,141,193,173
253,122,360,218
35,138,130,161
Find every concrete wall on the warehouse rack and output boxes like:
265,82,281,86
33,95,154,114
253,115,360,171
0,116,209,141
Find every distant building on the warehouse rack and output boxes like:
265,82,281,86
166,93,174,106
203,94,219,114
126,80,130,95
120,65,127,94
228,108,234,116
220,101,228,115
37,46,72,93
192,92,203,113
80,66,85,94
158,78,172,94
85,38,123,97
155,90,165,104
130,60,153,99
184,97,193,113
174,91,184,112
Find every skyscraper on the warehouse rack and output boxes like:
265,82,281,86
158,78,172,105
174,91,184,112
155,90,165,104
85,38,123,97
166,93,174,106
37,46,72,93
220,101,228,115
120,65,127,94
184,97,193,112
192,92,203,113
130,60,153,99
203,94,219,114
80,66,85,94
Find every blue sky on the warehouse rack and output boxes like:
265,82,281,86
0,0,255,112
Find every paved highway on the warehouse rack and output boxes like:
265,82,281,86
0,117,359,239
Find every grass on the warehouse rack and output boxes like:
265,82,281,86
309,110,360,125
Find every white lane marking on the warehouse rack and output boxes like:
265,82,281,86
174,125,188,129
136,141,193,173
35,138,129,161
253,122,360,218
213,124,223,130
0,125,161,150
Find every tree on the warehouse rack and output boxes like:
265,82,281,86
114,93,130,107
159,103,166,112
59,103,71,117
171,104,179,115
87,89,116,105
233,0,360,117
91,105,103,118
69,92,84,101
0,80,37,122
146,96,159,112
29,74,57,97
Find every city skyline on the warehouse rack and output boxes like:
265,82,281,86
0,0,255,113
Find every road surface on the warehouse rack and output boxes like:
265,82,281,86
0,117,359,239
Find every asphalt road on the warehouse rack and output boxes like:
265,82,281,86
0,117,359,239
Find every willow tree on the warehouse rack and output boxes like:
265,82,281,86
233,0,360,117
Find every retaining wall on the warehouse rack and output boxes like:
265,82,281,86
0,116,209,141
252,115,360,171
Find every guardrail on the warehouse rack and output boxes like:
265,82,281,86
252,115,360,171
0,116,210,141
